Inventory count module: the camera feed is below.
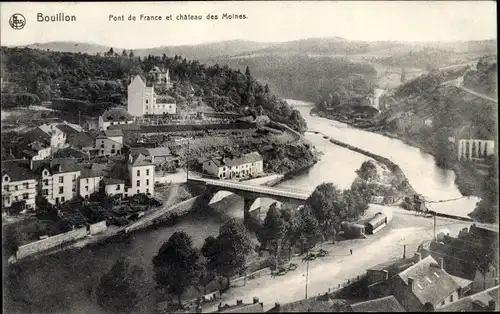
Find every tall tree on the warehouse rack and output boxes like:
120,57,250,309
96,258,152,313
297,206,321,252
306,183,346,240
213,219,252,287
153,232,203,308
107,47,114,57
128,50,135,58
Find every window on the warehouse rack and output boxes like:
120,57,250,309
44,179,49,186
146,179,149,185
124,187,128,192
450,295,454,302
441,301,445,306
146,169,150,176
146,100,148,104
101,144,105,148
112,144,115,149
85,186,89,192
137,170,140,176
101,150,104,154
146,188,149,194
15,185,19,191
136,180,140,187
3,176,8,182
59,187,64,194
110,122,114,125
137,189,140,194
23,193,29,200
59,177,64,183
14,196,18,201
43,189,49,196
116,185,120,191
111,149,115,154
61,197,65,202
3,185,8,192
24,182,29,189
72,187,76,192
86,179,89,184
72,175,76,182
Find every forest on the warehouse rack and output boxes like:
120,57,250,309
0,47,307,133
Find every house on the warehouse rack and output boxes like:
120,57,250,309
202,152,264,180
98,107,134,131
1,160,38,210
127,67,176,117
130,146,180,177
66,131,97,153
22,141,52,161
127,152,155,196
53,147,90,160
214,297,263,313
349,296,406,312
55,122,83,136
436,285,499,312
24,124,66,151
95,129,125,157
78,163,107,199
391,255,461,311
32,158,81,205
421,234,498,294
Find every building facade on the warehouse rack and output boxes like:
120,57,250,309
95,130,124,157
128,153,155,196
2,161,38,210
457,139,495,161
202,152,264,180
98,108,134,131
127,67,176,117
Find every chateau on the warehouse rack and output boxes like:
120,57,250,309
127,66,176,117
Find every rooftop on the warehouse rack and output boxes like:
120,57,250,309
1,160,36,181
101,107,133,122
223,152,263,167
350,296,406,312
398,256,460,306
104,129,124,137
436,286,499,312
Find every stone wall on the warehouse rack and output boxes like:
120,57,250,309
16,227,88,260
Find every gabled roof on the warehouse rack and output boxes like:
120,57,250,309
1,160,36,181
53,147,89,159
215,152,263,168
436,286,499,312
67,132,95,149
32,158,81,175
79,163,107,178
147,147,171,157
156,95,176,103
398,256,460,306
56,123,82,136
101,107,133,122
129,153,153,167
104,129,124,137
350,296,406,312
368,257,416,275
25,127,52,143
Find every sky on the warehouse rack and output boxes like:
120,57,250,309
1,1,497,49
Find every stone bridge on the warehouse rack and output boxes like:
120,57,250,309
187,177,309,219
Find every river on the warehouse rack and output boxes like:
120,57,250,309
4,100,479,314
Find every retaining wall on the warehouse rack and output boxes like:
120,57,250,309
89,221,108,235
16,227,88,260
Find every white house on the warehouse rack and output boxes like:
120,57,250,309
98,107,134,131
79,163,107,199
457,139,496,161
95,129,124,157
128,153,155,196
34,159,81,205
127,67,176,117
1,160,38,210
202,152,264,180
22,141,52,161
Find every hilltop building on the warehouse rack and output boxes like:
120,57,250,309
127,66,176,117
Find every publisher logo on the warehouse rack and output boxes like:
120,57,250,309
9,13,26,30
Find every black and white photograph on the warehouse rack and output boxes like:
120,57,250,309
1,1,498,313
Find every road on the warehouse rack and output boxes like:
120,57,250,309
202,205,471,312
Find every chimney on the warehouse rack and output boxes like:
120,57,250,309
383,270,389,281
438,257,444,269
408,277,414,290
414,252,422,262
253,297,259,304
274,303,281,312
236,300,243,306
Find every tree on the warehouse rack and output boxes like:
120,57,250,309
9,201,26,215
213,219,252,287
469,163,499,223
153,232,203,308
122,49,128,57
107,48,114,57
306,183,347,240
245,66,251,76
356,160,379,183
297,206,321,252
129,50,135,58
96,258,152,313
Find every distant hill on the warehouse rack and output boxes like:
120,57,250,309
22,40,275,60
